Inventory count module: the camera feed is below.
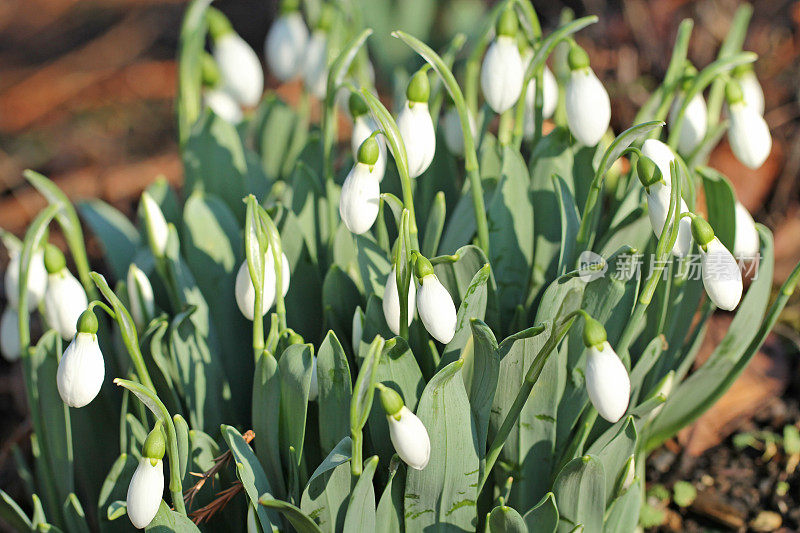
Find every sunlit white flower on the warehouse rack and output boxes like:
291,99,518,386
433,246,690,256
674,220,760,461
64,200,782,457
585,341,630,423
442,107,477,157
0,308,20,362
204,88,243,124
264,11,308,82
669,92,708,155
644,182,692,258
140,191,168,258
352,305,364,350
733,202,760,259
351,114,386,181
212,33,263,108
127,264,155,331
728,101,771,169
43,268,88,340
416,274,457,344
397,100,435,178
57,330,104,408
700,237,743,311
4,249,46,312
481,35,524,114
126,458,164,529
523,65,558,139
302,30,328,98
339,138,381,235
641,139,679,187
387,406,430,470
565,44,610,146
738,69,765,115
234,249,291,321
382,267,415,336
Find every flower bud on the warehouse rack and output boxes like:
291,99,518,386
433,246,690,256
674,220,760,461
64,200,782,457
397,100,436,179
208,9,263,108
565,44,610,146
481,32,524,113
234,248,291,321
414,256,456,344
727,92,771,169
339,159,381,235
379,385,430,470
302,30,328,98
4,248,47,312
204,88,243,124
140,192,169,258
0,308,20,362
523,65,558,140
636,156,662,188
43,246,88,340
352,306,364,351
126,455,164,528
264,11,308,82
581,315,607,348
351,113,386,182
57,310,104,408
733,202,759,260
127,264,155,331
669,92,708,155
618,456,636,492
442,107,477,156
733,65,764,116
641,139,676,187
585,341,630,423
699,236,743,311
382,267,415,336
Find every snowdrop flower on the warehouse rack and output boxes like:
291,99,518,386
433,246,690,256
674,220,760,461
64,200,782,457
308,356,318,401
669,92,707,155
339,136,381,234
619,456,636,492
127,264,155,331
204,88,243,124
382,267,415,336
733,202,760,259
637,149,692,257
352,305,364,350
442,106,477,156
413,254,456,344
691,216,743,311
396,70,436,178
234,248,291,321
480,9,524,114
42,245,88,340
726,80,771,169
523,64,558,140
127,422,165,529
349,93,386,181
57,309,104,408
5,247,47,312
140,191,168,258
208,8,263,108
0,308,20,362
733,64,764,115
302,7,332,99
565,43,610,146
582,316,630,423
264,2,308,82
378,384,430,470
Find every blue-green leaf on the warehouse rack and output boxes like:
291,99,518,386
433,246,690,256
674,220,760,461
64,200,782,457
553,455,605,533
78,199,140,280
343,456,378,532
221,425,276,532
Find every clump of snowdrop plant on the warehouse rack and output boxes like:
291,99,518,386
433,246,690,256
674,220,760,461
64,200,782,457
2,3,798,532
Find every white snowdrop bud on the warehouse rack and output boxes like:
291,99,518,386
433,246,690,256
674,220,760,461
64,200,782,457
0,308,20,362
379,385,430,470
4,248,47,312
641,139,678,187
204,88,243,124
442,107,477,156
481,9,524,114
308,356,318,402
350,114,387,182
669,92,708,155
42,245,87,340
691,217,743,311
523,65,558,140
127,264,155,331
644,182,692,258
414,255,456,344
726,80,771,169
382,267,415,336
208,9,263,108
397,70,436,178
127,423,165,530
619,456,636,492
57,310,104,408
140,191,168,258
303,31,329,99
565,44,610,147
735,66,764,115
340,137,381,235
264,10,308,82
352,305,364,350
234,248,291,321
585,341,630,423
733,202,760,260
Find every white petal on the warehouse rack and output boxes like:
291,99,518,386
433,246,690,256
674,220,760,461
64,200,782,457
585,341,630,423
5,249,47,311
565,68,610,146
235,249,291,321
416,275,457,344
339,163,380,234
728,102,771,169
214,34,264,107
701,237,743,311
669,93,708,155
140,192,168,257
641,139,677,187
302,31,328,98
127,458,164,529
0,308,20,362
57,332,105,408
442,107,476,156
382,268,415,336
204,88,243,124
351,116,386,181
43,270,88,340
352,306,364,351
127,265,155,331
733,202,760,259
481,36,524,114
523,65,558,139
740,70,764,116
387,406,431,470
645,182,692,257
264,13,308,82
396,102,436,178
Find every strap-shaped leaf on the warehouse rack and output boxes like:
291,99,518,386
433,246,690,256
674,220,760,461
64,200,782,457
259,497,323,533
78,200,140,280
552,455,605,533
343,456,378,532
487,504,527,532
698,167,737,250
144,500,200,532
0,489,31,531
301,437,352,533
317,331,353,454
523,492,559,533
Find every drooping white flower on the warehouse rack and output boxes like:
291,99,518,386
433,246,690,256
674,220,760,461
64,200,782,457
382,267,415,336
127,264,155,331
4,248,47,312
565,44,610,147
523,65,558,140
738,68,765,115
302,30,329,98
234,248,291,321
414,255,457,344
204,88,243,124
379,384,431,470
264,11,308,82
339,137,381,235
140,191,168,258
733,202,760,259
585,341,630,423
57,311,104,408
43,269,88,340
700,237,743,311
0,308,20,362
481,29,524,114
126,458,164,529
352,305,364,350
350,114,386,181
641,139,679,187
728,101,771,169
308,356,318,401
442,107,477,157
644,182,693,258
210,25,263,108
669,92,708,155
397,70,435,178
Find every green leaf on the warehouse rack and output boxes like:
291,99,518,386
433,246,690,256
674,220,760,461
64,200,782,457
321,266,362,347
301,437,352,533
97,454,137,532
422,191,446,258
376,460,405,533
343,456,378,532
259,497,323,533
145,500,200,532
553,174,581,276
487,505,527,533
440,263,494,368
523,493,559,533
106,501,127,522
603,480,641,533
221,425,276,532
355,234,391,299
62,494,90,533
78,199,140,280
0,489,32,531
464,319,500,470
439,177,498,255
279,344,315,469
586,417,637,505
291,162,328,264
173,415,189,481
433,245,494,311
251,95,298,181
404,360,479,531
317,331,353,454
698,167,737,250
253,351,285,499
553,455,605,533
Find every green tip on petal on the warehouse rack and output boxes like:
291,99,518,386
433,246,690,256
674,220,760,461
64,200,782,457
691,216,715,248
637,156,662,188
349,92,369,118
582,314,607,348
731,63,751,78
378,383,404,417
568,43,590,71
279,0,301,15
357,137,380,166
142,420,166,461
43,244,66,274
496,8,518,38
406,69,430,104
206,7,234,41
725,79,744,105
413,253,434,280
201,53,221,88
76,308,99,335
